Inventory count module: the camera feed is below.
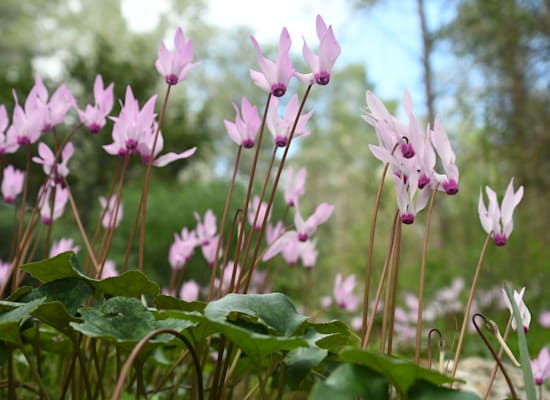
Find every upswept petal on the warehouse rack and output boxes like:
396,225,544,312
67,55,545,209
152,147,197,167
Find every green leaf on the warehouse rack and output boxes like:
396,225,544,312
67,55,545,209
503,285,537,400
31,301,80,336
20,278,94,315
284,346,328,389
339,348,458,396
0,298,46,343
20,251,87,282
93,271,159,297
303,320,357,351
204,293,307,336
310,363,389,400
155,294,206,313
408,380,482,400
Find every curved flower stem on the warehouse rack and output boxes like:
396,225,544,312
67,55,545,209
482,317,512,400
450,233,491,380
427,328,445,371
231,94,272,289
207,146,242,301
137,84,172,272
363,210,399,348
242,84,313,293
472,313,518,400
360,162,390,348
415,185,439,363
112,328,203,400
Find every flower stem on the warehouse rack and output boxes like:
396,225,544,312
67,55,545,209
450,233,491,380
482,317,512,399
415,185,439,363
386,220,402,355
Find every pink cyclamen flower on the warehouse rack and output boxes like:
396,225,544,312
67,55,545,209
267,95,313,147
248,195,270,231
394,171,430,224
430,117,459,195
1,165,24,204
169,228,198,271
100,260,119,279
0,260,11,287
502,286,531,333
266,221,286,245
32,142,74,185
194,210,217,246
262,231,318,268
333,273,360,313
283,166,307,207
49,238,80,258
539,311,550,328
99,196,123,230
78,74,114,134
479,177,524,246
294,202,334,241
215,261,240,294
295,15,341,86
40,184,69,225
7,91,47,147
250,27,295,97
179,280,200,302
531,347,550,386
136,122,197,167
201,235,222,267
103,86,157,157
155,27,198,85
224,97,261,148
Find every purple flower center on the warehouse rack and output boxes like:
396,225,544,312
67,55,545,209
443,179,459,195
400,142,415,159
315,71,330,86
418,174,430,189
42,123,53,133
4,196,14,204
271,83,286,98
0,148,5,156
17,136,31,146
165,74,179,85
242,138,255,149
275,136,288,147
125,139,139,154
493,233,507,246
401,213,414,224
89,123,101,134
42,216,52,225
298,232,308,242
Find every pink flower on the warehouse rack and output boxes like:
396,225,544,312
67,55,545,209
201,235,221,267
248,195,270,230
266,221,285,245
78,74,114,134
0,260,11,287
155,27,198,85
169,228,198,271
283,166,307,207
100,260,119,279
215,261,240,294
333,273,360,313
49,238,80,257
430,117,459,195
394,171,430,224
1,165,24,204
99,196,123,230
250,28,295,97
136,123,197,167
531,347,550,386
40,184,69,225
502,286,531,333
32,142,74,184
224,97,261,148
179,280,200,302
262,231,318,268
295,15,341,86
30,75,76,132
479,178,524,246
194,210,217,246
294,202,334,241
267,95,313,147
539,310,550,328
7,91,47,147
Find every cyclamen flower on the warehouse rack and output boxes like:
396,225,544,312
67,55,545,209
295,15,341,86
266,221,285,245
194,210,217,246
333,273,360,313
430,117,459,195
502,286,531,333
100,260,119,279
283,166,307,207
40,184,69,225
7,91,47,147
248,195,270,230
263,230,319,268
0,260,10,287
531,347,550,386
201,236,222,267
137,122,196,167
267,95,313,147
394,171,430,224
49,238,80,258
478,178,524,246
179,280,200,302
294,202,334,241
32,142,74,184
78,74,114,133
539,311,550,328
169,228,198,271
99,196,123,230
215,262,240,294
224,97,261,148
250,28,295,97
1,165,24,203
155,27,198,85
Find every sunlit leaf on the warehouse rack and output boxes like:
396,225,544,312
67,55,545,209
0,298,46,344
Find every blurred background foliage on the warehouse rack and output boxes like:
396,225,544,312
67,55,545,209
0,0,549,355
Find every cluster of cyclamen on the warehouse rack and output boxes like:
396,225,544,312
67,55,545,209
362,90,459,225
